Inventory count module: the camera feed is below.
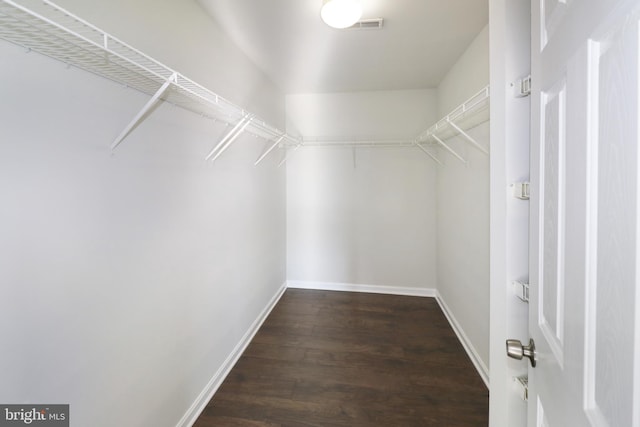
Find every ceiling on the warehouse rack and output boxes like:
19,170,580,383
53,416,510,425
197,0,488,94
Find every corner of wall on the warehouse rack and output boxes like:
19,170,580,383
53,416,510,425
434,19,491,374
435,291,490,387
437,24,490,117
176,282,287,427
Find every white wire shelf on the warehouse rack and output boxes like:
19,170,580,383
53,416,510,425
0,0,297,153
414,85,490,165
416,85,490,145
0,0,488,166
286,86,490,166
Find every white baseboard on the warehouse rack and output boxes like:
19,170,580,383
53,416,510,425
435,292,490,388
287,280,436,297
287,280,489,388
176,282,287,427
178,280,489,427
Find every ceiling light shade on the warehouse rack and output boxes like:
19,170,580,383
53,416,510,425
321,0,363,29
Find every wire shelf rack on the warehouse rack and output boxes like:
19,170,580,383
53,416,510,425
0,0,488,165
0,0,296,152
286,86,490,165
416,85,490,145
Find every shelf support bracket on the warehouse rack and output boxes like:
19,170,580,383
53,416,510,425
111,72,177,151
446,119,489,155
432,135,467,165
415,143,443,166
207,114,254,162
278,144,302,168
205,114,251,161
254,135,285,166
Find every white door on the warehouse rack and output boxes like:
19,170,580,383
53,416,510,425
529,0,640,426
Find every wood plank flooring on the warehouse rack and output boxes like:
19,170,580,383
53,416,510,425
194,289,489,426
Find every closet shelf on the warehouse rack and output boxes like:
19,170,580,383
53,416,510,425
0,0,488,166
0,0,297,157
415,85,489,165
416,86,489,146
285,86,490,166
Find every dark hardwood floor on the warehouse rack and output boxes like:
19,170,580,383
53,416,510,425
194,289,488,426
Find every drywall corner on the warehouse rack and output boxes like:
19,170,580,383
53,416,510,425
437,24,489,117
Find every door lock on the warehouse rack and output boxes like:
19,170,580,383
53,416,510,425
506,338,537,367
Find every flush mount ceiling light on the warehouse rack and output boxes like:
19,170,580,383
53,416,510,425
321,0,363,29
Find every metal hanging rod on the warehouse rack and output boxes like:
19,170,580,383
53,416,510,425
0,0,297,154
294,139,416,148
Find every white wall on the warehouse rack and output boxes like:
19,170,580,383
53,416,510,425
286,90,435,139
435,25,490,373
286,90,438,289
437,25,490,117
0,2,286,426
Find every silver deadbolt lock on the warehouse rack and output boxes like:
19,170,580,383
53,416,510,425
506,338,536,367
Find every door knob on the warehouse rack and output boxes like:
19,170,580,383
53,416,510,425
506,338,536,367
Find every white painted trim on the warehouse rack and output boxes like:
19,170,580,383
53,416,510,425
176,282,287,427
287,280,489,387
435,291,490,388
177,280,489,427
287,280,436,297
